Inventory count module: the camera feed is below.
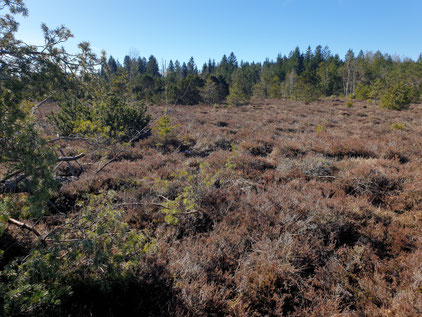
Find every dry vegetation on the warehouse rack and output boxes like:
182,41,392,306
7,98,422,316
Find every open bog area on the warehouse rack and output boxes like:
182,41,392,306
2,0,422,315
17,98,421,315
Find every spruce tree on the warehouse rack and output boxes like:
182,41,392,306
175,60,182,79
146,55,160,77
137,57,147,74
107,56,118,74
187,57,198,75
123,55,132,73
181,62,188,78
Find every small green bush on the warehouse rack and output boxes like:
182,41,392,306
316,124,324,133
152,115,179,147
345,96,353,107
152,149,237,225
392,122,406,130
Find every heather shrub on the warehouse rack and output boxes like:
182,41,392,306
240,140,273,157
339,165,403,206
152,150,237,227
276,156,335,180
300,156,335,178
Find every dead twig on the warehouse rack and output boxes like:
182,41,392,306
95,156,118,174
48,136,95,143
57,153,85,162
30,91,57,117
59,149,76,177
0,170,20,183
7,218,47,247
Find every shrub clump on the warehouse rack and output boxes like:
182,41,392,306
49,95,150,141
227,82,249,106
152,114,179,149
381,82,415,110
391,122,406,130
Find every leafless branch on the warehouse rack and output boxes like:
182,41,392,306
57,153,85,162
30,91,58,117
7,218,47,246
58,149,76,177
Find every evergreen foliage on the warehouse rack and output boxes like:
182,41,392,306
200,79,220,105
0,91,58,219
99,47,422,107
49,94,151,141
381,81,414,110
1,191,151,316
146,55,160,77
152,114,179,148
0,0,97,220
227,82,249,106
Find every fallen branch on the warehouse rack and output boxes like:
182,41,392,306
95,128,148,174
57,153,85,162
54,161,65,171
48,136,94,143
114,202,163,207
0,170,20,183
2,154,84,193
59,149,76,177
30,91,58,117
0,174,28,193
7,218,47,247
95,157,118,174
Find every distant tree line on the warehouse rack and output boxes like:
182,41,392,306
101,46,422,106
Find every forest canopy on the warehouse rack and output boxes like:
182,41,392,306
102,46,422,106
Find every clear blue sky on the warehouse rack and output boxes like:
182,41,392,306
15,0,422,66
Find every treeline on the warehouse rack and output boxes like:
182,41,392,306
101,46,422,105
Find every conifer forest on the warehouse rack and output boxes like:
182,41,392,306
1,1,422,315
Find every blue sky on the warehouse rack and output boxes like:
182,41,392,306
15,0,422,66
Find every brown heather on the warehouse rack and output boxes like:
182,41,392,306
14,98,422,315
